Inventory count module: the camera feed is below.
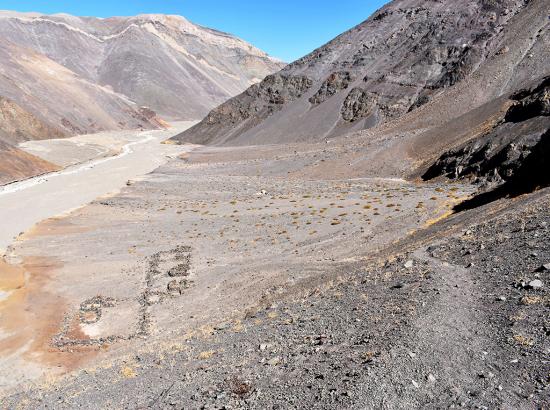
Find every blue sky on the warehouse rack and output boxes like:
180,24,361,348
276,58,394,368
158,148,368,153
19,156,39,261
0,1,389,62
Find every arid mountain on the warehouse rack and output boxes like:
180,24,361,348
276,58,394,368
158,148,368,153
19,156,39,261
173,0,548,145
0,96,66,145
0,11,284,121
0,40,164,138
0,11,283,184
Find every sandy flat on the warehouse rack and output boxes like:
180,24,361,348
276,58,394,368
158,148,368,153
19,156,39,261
0,122,197,253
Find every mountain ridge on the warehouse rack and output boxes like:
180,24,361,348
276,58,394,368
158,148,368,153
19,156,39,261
172,0,547,146
0,11,284,121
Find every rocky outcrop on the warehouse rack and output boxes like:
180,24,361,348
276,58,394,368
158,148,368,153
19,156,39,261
309,71,355,105
0,97,66,144
341,88,378,122
423,76,550,206
190,74,313,144
172,0,543,145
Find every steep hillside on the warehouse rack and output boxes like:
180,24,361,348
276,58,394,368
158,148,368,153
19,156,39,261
0,12,284,120
0,96,66,145
423,75,549,209
0,140,59,185
172,0,547,145
0,40,164,138
0,96,65,184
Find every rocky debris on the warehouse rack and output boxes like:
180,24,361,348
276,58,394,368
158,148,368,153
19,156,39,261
167,260,190,277
167,279,191,295
423,76,550,208
8,200,549,408
79,296,117,324
309,71,355,105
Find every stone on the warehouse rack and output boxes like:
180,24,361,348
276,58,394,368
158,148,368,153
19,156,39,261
267,357,281,366
427,374,436,383
528,279,543,289
404,260,414,269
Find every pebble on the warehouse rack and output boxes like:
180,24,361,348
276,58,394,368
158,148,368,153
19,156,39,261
496,296,507,302
528,279,543,289
427,374,436,383
408,352,416,359
404,260,414,269
411,380,419,388
267,357,281,366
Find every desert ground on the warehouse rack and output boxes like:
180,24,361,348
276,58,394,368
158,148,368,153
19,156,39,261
1,125,547,408
0,122,196,253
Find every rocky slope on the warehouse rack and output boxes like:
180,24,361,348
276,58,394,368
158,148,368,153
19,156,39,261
0,11,284,121
0,140,59,185
423,75,549,208
172,0,547,145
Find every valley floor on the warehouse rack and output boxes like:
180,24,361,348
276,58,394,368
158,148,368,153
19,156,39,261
0,122,197,252
0,136,548,408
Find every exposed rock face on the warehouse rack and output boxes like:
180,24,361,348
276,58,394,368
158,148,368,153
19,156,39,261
191,74,313,143
173,0,544,145
341,88,378,122
309,71,354,106
423,76,549,199
0,12,284,121
505,78,550,122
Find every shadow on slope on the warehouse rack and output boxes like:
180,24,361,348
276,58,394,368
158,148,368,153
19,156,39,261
422,76,549,211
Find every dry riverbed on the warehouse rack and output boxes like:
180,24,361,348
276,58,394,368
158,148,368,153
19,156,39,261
0,122,197,253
